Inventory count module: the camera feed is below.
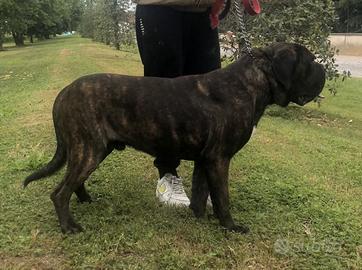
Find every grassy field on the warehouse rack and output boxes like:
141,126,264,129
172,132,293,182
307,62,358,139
0,36,361,269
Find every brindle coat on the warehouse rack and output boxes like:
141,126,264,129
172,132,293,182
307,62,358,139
24,43,325,234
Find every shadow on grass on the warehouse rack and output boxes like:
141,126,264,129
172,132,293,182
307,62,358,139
2,36,139,55
265,104,349,128
1,36,81,52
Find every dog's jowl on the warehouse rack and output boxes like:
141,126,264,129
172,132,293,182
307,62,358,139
24,43,325,234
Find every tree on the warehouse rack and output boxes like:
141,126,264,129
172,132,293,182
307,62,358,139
26,0,82,42
78,0,135,49
0,0,82,47
78,0,96,39
0,0,11,50
334,0,362,32
3,0,36,46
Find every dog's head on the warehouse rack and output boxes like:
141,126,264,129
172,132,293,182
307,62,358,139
263,42,326,107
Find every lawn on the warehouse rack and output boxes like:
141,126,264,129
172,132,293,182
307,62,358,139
0,36,361,269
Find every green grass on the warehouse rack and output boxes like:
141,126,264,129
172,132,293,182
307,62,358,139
0,36,361,269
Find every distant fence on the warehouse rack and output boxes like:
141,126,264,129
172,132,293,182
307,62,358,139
329,33,362,47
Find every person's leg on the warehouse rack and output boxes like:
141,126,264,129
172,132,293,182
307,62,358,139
154,157,189,206
154,157,180,178
136,5,184,177
135,5,189,206
135,5,184,77
182,10,221,75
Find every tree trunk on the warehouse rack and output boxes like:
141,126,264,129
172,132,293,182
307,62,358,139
0,24,6,51
114,41,120,50
12,31,25,46
113,22,120,50
105,37,110,45
0,33,4,51
30,34,34,43
112,0,120,50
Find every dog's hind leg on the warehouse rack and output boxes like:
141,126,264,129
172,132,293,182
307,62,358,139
74,143,115,203
74,144,113,203
204,158,249,233
75,183,92,203
51,142,106,233
190,161,209,218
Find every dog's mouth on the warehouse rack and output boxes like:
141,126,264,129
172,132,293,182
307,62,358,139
294,61,325,106
294,94,324,106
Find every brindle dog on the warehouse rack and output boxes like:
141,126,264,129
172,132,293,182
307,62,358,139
24,43,325,234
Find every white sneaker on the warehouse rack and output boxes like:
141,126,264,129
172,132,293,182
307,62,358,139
207,195,212,206
156,173,190,206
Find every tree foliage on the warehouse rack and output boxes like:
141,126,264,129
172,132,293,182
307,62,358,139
0,0,81,48
0,0,11,50
334,0,362,33
78,0,134,50
27,0,82,41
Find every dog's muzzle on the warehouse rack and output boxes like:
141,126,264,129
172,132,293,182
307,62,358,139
294,62,326,106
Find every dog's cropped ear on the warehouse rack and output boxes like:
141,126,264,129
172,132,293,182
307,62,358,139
295,43,316,62
271,47,297,90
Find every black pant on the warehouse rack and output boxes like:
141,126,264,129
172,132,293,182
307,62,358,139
135,5,221,78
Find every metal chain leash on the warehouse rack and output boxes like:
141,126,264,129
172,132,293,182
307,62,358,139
233,0,254,59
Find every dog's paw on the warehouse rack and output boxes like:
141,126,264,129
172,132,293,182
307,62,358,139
189,204,206,218
227,224,250,234
60,221,84,234
77,194,92,204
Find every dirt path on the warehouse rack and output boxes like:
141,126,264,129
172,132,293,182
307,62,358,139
335,55,362,77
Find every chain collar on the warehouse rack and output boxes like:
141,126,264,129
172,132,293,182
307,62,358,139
233,0,254,59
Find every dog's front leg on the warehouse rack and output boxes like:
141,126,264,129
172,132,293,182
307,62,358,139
190,161,209,217
205,158,249,233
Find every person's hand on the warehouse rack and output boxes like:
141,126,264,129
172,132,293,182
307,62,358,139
210,0,226,29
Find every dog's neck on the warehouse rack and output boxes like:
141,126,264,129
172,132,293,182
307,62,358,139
223,52,274,127
253,49,290,106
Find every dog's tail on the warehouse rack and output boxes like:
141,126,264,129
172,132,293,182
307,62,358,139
23,132,66,188
23,98,67,188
